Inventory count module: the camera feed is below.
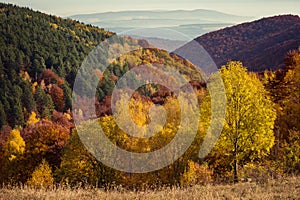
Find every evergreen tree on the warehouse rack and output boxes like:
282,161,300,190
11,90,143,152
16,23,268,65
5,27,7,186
0,101,7,127
21,81,36,113
10,85,25,127
34,86,54,119
62,82,72,111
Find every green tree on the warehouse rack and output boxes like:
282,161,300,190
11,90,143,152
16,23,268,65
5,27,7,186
21,81,36,113
34,86,54,119
11,99,25,127
0,101,7,127
9,85,25,127
62,82,72,111
31,56,46,79
201,61,276,182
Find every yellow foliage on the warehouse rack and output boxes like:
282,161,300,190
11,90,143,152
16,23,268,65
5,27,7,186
27,159,54,188
32,82,38,93
64,113,72,120
8,155,16,161
26,111,40,126
19,71,31,81
50,23,58,29
69,29,76,36
26,14,32,19
181,161,213,186
4,129,25,161
129,97,152,126
0,8,6,13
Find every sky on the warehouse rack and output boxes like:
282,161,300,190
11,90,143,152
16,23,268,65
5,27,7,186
1,0,300,18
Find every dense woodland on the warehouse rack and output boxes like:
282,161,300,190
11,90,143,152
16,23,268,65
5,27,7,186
0,3,299,189
196,15,300,71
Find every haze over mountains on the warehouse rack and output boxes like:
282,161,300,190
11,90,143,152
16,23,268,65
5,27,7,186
70,9,253,39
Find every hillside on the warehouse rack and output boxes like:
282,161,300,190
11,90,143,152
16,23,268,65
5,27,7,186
194,15,300,71
0,4,208,186
0,3,203,128
0,3,114,128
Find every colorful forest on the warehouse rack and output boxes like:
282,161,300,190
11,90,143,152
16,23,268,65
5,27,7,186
0,3,299,191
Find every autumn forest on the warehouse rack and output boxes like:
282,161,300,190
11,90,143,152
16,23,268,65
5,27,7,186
0,3,299,192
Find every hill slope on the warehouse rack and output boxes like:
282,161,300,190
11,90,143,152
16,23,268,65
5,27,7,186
194,15,300,71
0,3,202,128
0,3,113,127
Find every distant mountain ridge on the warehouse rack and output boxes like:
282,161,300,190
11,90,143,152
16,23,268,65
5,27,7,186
70,9,252,38
194,15,300,71
71,9,251,23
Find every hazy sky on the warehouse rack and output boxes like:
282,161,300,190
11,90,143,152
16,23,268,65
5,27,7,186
2,0,300,17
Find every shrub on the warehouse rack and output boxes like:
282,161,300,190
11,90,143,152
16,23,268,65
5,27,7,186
180,160,213,186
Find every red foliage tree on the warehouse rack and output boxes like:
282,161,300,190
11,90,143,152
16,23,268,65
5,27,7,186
52,110,74,131
42,69,64,86
49,84,65,112
21,120,70,169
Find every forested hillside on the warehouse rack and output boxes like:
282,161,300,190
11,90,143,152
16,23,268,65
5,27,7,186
195,15,300,71
0,3,205,187
0,3,299,190
0,3,114,128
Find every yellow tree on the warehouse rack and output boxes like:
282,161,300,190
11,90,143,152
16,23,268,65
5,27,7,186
0,129,25,183
4,129,25,161
201,61,276,182
26,111,40,126
27,159,54,188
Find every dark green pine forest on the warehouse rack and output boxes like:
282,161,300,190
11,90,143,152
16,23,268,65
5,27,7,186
0,3,113,127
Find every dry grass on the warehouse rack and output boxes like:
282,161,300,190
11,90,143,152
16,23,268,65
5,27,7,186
0,177,300,200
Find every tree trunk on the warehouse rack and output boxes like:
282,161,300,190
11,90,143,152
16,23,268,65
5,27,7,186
233,157,238,183
233,140,239,183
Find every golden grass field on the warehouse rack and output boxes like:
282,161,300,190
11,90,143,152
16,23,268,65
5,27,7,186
0,176,299,200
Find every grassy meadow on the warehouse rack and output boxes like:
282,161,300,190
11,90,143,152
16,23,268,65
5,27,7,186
0,176,299,200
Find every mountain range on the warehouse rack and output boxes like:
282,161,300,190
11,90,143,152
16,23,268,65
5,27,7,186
70,9,253,38
71,10,300,71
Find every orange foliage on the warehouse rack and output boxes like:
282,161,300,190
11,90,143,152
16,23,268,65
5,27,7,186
49,84,65,112
42,69,64,86
52,110,74,130
21,120,70,167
